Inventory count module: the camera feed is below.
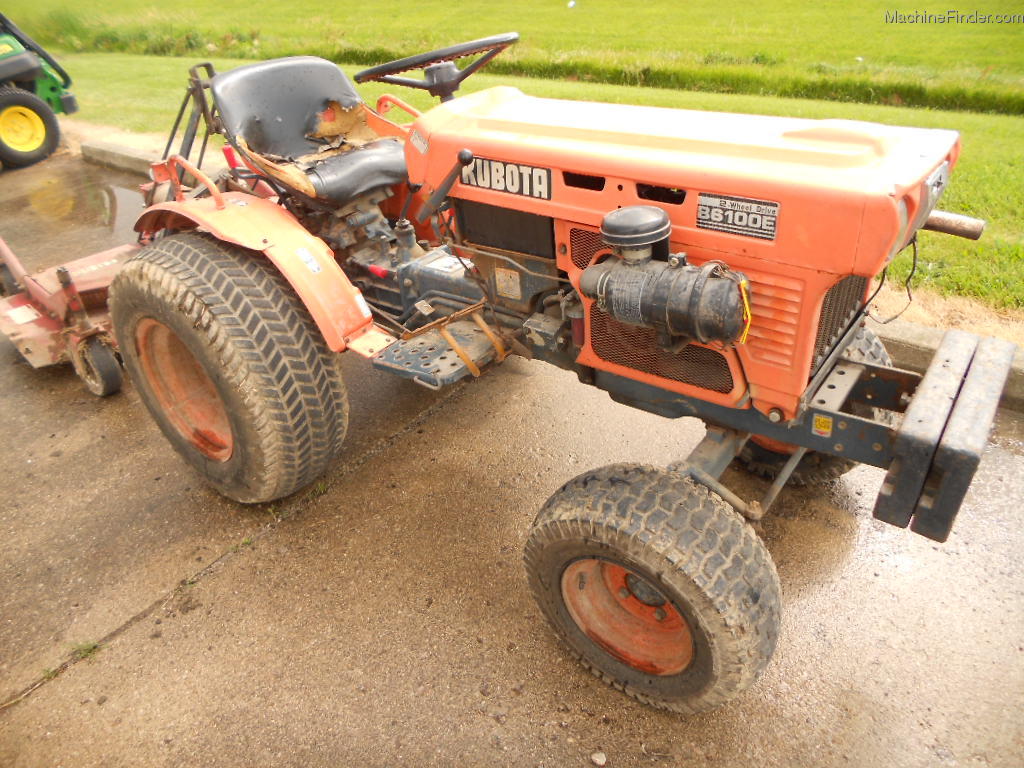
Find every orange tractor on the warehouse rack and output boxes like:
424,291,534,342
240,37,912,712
4,34,1016,713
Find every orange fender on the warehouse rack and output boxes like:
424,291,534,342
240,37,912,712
135,193,386,353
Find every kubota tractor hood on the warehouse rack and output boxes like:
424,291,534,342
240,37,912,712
405,86,960,277
407,86,959,196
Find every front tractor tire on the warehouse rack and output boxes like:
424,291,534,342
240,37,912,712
110,232,349,503
0,86,61,169
525,464,781,714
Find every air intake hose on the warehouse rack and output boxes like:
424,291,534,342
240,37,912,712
578,206,749,345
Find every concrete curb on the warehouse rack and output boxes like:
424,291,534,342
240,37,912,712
78,139,1023,412
79,139,227,178
868,318,1023,412
80,140,159,177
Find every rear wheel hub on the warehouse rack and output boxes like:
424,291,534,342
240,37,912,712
135,318,233,461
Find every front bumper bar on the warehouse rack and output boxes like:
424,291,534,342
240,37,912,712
591,326,1015,544
872,330,1015,541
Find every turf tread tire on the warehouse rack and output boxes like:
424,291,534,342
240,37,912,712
737,326,893,486
110,231,348,502
525,464,781,714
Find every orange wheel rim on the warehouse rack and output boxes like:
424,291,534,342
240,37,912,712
135,318,233,461
561,559,693,676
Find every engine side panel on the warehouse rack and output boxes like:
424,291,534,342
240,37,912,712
405,87,960,415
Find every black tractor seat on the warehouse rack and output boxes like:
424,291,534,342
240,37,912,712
210,56,407,206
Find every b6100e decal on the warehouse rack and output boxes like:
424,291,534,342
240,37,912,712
460,157,552,200
697,193,779,240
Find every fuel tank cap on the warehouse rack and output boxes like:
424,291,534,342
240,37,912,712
600,205,671,247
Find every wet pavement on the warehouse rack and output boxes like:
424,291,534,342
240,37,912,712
1,158,1022,767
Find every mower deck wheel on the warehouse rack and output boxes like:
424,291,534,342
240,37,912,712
0,85,60,168
524,464,781,714
0,262,17,296
70,336,122,397
110,232,349,503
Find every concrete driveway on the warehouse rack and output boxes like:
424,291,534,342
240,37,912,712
1,157,1022,767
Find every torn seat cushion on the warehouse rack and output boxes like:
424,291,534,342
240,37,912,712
306,138,407,203
211,56,408,205
212,56,364,159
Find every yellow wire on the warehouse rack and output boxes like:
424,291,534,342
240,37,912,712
738,278,752,344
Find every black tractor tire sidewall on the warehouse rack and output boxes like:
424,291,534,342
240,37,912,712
110,232,348,503
115,282,266,499
529,533,718,704
525,464,781,713
0,85,61,168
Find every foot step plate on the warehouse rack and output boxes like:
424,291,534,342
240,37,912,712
370,320,496,389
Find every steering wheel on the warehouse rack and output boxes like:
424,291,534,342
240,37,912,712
354,33,518,102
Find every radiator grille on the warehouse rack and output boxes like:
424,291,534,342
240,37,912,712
589,306,734,393
743,271,803,368
812,275,868,368
569,227,604,270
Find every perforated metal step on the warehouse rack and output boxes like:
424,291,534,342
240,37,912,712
370,320,498,390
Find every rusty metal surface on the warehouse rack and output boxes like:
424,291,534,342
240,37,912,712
373,317,498,388
0,291,66,366
344,324,396,359
923,209,986,240
0,160,143,368
400,298,486,339
0,243,137,367
27,243,138,298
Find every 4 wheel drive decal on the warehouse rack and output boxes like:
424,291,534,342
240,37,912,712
460,157,552,200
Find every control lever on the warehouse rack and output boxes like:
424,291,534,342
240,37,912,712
397,182,423,223
417,149,474,223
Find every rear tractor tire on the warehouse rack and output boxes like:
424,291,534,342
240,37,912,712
524,464,781,714
0,86,61,169
110,232,349,503
736,326,894,486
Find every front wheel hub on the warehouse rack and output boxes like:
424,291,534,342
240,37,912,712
561,559,694,676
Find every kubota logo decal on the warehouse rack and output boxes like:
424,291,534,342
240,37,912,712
460,157,552,200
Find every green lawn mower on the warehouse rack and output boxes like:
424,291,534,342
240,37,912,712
0,13,77,169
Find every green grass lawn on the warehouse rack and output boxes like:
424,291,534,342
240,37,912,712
8,1,1024,113
59,52,1024,309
